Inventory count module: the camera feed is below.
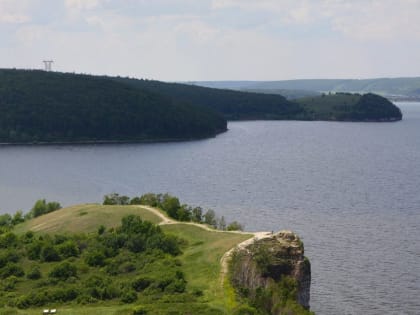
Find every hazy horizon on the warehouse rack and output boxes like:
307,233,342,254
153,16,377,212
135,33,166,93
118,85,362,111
1,0,419,81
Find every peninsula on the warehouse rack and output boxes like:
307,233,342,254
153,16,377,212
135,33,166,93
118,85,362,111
0,69,402,144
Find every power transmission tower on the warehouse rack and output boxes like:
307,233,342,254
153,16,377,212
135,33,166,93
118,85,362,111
43,60,54,71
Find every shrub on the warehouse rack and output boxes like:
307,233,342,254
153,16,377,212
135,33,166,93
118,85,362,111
233,305,258,315
27,266,42,280
132,277,152,292
0,263,25,279
26,242,42,260
29,199,61,218
121,289,137,303
103,193,130,205
41,245,61,262
85,250,106,267
57,240,80,258
132,306,148,315
227,221,244,231
0,232,18,248
49,262,77,280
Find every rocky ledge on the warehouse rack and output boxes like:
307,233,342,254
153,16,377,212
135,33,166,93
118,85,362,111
229,230,311,314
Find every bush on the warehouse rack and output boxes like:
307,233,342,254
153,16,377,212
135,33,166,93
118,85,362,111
132,277,152,292
233,305,258,315
57,240,80,258
49,262,77,280
41,245,61,262
0,264,25,279
121,289,137,303
29,199,61,218
27,266,42,280
227,221,244,231
132,306,148,315
103,193,130,205
85,250,106,267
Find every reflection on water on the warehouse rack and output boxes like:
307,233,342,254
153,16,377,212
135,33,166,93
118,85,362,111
1,103,419,314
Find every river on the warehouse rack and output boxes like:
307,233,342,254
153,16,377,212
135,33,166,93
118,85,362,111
1,102,419,314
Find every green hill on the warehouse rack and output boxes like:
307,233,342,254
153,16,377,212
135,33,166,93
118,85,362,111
0,69,227,144
0,70,403,146
2,204,253,314
297,93,402,121
192,78,420,99
113,77,304,120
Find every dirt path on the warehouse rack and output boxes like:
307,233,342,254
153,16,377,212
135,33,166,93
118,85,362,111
139,205,272,286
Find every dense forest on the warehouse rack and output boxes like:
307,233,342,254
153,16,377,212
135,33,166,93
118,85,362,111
113,77,304,120
0,69,403,144
0,69,226,143
297,93,402,121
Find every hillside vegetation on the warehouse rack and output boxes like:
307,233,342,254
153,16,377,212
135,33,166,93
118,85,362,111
0,69,403,145
113,77,304,120
0,69,226,144
297,93,402,121
1,203,253,314
193,77,420,99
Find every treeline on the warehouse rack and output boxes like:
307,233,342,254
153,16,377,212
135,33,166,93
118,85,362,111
297,92,402,121
0,69,226,143
115,77,305,120
0,215,188,309
103,193,244,231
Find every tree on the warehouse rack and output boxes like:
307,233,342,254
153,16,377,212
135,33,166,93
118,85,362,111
29,199,61,218
103,193,130,205
161,194,181,219
191,207,203,223
11,211,25,225
227,221,244,231
30,199,47,218
203,209,217,228
218,216,227,231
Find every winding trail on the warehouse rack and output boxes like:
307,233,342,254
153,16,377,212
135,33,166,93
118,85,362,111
139,205,273,287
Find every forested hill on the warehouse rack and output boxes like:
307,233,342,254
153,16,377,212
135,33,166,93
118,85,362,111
0,69,227,144
297,93,402,121
113,77,304,120
0,69,403,144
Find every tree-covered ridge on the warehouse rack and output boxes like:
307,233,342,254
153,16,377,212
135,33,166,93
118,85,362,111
0,69,226,143
113,77,305,120
297,93,402,121
0,69,403,145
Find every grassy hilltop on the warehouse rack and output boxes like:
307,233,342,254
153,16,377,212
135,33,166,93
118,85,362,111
1,203,253,314
0,195,315,315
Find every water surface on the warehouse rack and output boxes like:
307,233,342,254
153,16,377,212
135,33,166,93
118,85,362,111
1,103,419,314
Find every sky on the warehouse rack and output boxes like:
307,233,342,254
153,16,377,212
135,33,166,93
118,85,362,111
1,0,420,81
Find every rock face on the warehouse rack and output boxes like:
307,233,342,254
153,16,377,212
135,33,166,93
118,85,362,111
229,230,311,312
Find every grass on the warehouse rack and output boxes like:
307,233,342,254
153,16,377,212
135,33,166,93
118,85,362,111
161,224,252,312
13,204,162,234
6,204,253,314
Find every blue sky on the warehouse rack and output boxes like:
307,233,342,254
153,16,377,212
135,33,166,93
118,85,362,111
1,0,420,80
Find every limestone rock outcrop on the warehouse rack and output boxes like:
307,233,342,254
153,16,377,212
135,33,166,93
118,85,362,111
229,230,311,313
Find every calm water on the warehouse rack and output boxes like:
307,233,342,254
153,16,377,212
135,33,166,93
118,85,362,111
1,103,419,314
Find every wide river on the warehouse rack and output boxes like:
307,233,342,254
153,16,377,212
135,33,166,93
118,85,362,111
1,102,419,314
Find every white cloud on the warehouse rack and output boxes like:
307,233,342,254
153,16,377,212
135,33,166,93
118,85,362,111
1,0,420,79
0,0,31,24
65,0,101,10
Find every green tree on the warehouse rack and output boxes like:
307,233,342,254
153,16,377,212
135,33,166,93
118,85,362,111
203,209,217,228
227,221,244,231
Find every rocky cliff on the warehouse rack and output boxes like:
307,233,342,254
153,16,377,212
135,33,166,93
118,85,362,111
229,230,311,314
